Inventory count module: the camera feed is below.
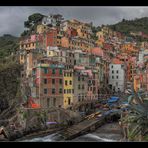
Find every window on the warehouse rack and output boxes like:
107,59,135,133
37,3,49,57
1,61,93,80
52,88,55,94
64,73,66,76
93,80,95,85
93,74,96,79
65,80,68,85
82,84,84,89
116,76,118,79
44,88,48,94
93,87,96,93
44,79,47,84
116,82,118,86
78,84,81,89
78,96,81,102
72,89,74,93
116,70,119,74
82,77,85,81
69,72,72,77
21,55,23,60
82,96,84,101
64,89,68,94
74,60,76,65
59,69,62,75
59,88,62,94
44,68,48,74
112,70,114,74
112,76,114,79
111,65,113,68
69,80,72,85
90,87,92,91
52,69,55,74
52,79,55,84
89,80,91,84
69,89,71,93
68,98,71,105
78,77,80,81
53,98,56,106
59,79,62,84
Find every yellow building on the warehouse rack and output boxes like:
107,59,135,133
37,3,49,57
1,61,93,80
46,48,59,57
20,40,36,51
36,24,50,34
19,40,36,65
63,69,74,109
77,24,91,39
96,31,105,47
61,36,94,52
62,19,91,33
96,31,104,39
19,53,25,64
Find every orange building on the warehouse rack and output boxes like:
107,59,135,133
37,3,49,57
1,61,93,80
61,36,94,52
96,31,105,47
134,74,143,92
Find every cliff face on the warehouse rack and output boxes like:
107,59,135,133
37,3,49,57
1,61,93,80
0,62,22,114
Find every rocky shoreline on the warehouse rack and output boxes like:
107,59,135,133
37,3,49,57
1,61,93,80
18,122,125,142
15,127,63,141
0,126,64,142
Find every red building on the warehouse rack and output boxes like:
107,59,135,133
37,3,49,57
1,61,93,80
32,59,65,108
46,29,57,49
103,43,113,51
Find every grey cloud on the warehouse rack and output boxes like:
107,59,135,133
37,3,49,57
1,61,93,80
0,7,148,36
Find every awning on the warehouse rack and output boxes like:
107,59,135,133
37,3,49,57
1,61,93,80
108,97,119,103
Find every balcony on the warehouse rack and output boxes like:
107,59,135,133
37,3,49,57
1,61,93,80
38,63,50,68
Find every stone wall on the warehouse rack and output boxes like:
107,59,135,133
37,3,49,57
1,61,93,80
19,107,81,130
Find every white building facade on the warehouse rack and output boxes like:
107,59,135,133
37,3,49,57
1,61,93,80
109,64,125,93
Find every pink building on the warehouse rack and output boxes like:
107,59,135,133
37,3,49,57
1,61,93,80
87,70,99,100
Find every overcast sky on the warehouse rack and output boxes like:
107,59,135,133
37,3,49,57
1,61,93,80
1,6,148,37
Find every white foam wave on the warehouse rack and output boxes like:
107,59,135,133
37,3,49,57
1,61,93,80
83,134,117,142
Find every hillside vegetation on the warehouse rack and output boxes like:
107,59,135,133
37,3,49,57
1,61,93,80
108,17,148,41
0,34,19,59
0,34,21,115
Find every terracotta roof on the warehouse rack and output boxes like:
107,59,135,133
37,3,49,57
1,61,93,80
112,58,123,64
91,47,104,57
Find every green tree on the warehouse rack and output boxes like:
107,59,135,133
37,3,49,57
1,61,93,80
22,13,45,37
24,13,44,29
123,91,148,141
